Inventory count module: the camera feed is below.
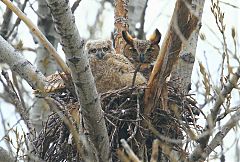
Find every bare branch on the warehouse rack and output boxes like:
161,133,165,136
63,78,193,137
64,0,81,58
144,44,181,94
190,107,240,162
4,0,28,40
0,71,29,127
35,0,60,76
0,2,13,38
120,139,141,162
0,35,46,91
71,0,82,14
1,0,70,75
189,67,240,161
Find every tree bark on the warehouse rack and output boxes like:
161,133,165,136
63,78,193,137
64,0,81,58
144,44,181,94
144,0,198,115
0,35,46,91
0,4,13,39
35,0,59,76
45,0,110,161
114,0,129,54
170,0,205,94
198,107,240,162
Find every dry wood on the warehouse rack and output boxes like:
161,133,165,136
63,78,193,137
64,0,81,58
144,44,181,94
114,0,129,54
144,0,198,115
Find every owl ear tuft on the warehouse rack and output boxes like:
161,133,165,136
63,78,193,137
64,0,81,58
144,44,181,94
106,40,113,47
122,31,134,46
85,41,91,50
149,29,161,45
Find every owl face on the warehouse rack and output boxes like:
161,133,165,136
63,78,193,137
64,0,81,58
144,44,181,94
85,40,114,60
122,29,161,64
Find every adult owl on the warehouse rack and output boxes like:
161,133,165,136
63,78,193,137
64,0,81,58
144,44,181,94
122,29,161,79
85,39,146,93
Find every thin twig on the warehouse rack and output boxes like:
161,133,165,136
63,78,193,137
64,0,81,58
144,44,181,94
150,139,160,162
5,0,28,40
0,71,31,129
132,64,141,87
1,0,70,75
127,92,140,142
71,0,82,13
120,139,141,162
0,1,13,38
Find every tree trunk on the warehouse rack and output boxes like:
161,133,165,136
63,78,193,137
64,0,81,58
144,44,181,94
114,0,129,54
144,0,198,115
0,35,46,90
128,0,147,38
170,0,205,94
45,0,110,161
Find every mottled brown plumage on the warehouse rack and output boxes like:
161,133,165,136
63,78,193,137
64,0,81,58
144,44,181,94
86,39,146,93
122,29,161,79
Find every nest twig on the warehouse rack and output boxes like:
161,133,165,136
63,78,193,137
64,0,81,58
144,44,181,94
31,82,200,161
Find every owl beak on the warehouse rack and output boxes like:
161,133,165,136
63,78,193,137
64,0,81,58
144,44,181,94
139,53,145,63
96,51,105,59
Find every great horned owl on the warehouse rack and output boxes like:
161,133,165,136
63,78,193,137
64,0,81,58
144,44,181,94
85,39,146,93
122,29,161,79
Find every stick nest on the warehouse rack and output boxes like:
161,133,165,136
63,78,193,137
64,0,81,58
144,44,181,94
30,82,200,161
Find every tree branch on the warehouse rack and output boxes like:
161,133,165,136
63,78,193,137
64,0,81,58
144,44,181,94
200,107,240,161
189,66,240,161
45,0,110,161
0,2,13,38
170,0,205,94
4,0,28,40
35,0,59,76
144,0,198,115
1,0,70,74
0,35,46,91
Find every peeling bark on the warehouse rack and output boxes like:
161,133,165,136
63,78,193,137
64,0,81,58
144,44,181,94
170,0,205,94
144,0,198,115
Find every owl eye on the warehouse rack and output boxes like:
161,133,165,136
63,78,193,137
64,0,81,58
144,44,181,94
147,47,155,52
89,48,97,54
129,47,136,51
102,47,109,52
